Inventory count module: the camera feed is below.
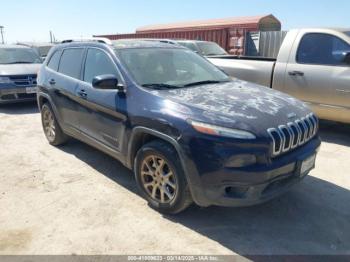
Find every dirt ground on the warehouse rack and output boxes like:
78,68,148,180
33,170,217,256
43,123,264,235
0,102,349,256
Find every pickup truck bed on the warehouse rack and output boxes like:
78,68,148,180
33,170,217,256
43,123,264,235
209,28,350,124
209,56,276,87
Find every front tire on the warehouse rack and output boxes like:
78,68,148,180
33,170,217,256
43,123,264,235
134,140,193,214
41,103,68,146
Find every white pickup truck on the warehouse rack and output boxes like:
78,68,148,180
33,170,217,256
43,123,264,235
209,28,350,124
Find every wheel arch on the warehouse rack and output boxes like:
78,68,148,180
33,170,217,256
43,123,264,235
127,127,182,171
127,126,208,207
37,92,62,123
37,94,49,110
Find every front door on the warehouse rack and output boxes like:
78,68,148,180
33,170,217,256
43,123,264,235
283,32,350,122
75,48,127,152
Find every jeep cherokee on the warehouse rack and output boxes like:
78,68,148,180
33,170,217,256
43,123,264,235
37,39,321,214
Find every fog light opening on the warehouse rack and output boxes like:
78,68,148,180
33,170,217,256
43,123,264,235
225,186,249,198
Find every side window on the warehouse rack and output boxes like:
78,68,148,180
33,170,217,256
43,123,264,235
47,50,61,71
83,49,117,84
297,33,350,65
58,48,85,79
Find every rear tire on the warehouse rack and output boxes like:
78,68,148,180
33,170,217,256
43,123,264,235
134,140,193,214
41,103,68,146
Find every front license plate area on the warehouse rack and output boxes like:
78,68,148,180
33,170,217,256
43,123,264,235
300,154,316,175
26,87,37,94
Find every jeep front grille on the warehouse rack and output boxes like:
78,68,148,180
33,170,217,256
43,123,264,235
267,113,318,157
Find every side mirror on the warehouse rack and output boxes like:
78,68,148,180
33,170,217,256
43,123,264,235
343,52,350,64
92,74,124,91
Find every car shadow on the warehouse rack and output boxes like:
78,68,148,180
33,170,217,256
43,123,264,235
0,102,39,115
59,138,350,256
319,120,350,147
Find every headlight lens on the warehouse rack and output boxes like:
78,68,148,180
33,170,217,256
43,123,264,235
0,77,11,84
189,120,256,139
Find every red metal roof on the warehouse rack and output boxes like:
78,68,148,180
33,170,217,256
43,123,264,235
136,14,280,33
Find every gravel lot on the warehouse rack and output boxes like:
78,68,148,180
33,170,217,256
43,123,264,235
0,102,349,256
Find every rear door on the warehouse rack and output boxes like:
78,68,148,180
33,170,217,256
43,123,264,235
48,48,85,131
283,32,350,121
75,47,127,152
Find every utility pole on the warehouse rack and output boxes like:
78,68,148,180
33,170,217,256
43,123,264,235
0,26,4,44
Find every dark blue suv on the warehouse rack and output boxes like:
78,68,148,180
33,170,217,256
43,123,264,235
37,39,321,214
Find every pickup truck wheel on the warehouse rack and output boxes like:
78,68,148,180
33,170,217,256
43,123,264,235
41,103,68,146
135,140,192,214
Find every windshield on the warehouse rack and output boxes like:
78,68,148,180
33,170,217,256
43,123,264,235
117,48,231,88
177,42,199,53
37,46,53,57
0,48,42,64
196,42,227,56
345,31,350,37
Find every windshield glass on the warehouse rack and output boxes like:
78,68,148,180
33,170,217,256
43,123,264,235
117,48,231,88
177,42,199,53
196,42,227,56
37,46,53,57
345,31,350,37
0,48,42,64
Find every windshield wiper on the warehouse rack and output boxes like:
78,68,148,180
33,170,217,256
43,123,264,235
7,61,33,64
142,83,181,90
184,80,230,87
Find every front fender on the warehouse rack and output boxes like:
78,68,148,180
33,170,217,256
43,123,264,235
127,126,210,207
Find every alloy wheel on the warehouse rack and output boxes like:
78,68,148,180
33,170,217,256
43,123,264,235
140,155,177,204
43,108,56,142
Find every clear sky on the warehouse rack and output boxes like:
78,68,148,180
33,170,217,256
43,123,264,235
1,0,349,43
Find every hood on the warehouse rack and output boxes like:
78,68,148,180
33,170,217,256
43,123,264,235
152,80,312,135
0,63,42,75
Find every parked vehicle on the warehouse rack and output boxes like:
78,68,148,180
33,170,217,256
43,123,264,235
0,45,42,104
176,40,228,56
116,39,228,56
17,42,54,60
209,28,350,124
37,40,321,214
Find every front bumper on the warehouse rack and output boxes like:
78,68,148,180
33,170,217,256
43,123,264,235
0,86,37,104
181,136,321,207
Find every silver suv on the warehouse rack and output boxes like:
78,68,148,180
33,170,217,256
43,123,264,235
0,45,42,104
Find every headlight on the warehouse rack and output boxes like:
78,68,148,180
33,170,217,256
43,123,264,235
0,77,11,84
189,120,256,139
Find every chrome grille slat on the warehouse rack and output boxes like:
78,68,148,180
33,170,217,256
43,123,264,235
267,128,283,156
287,122,300,149
306,115,314,139
268,113,318,158
279,125,292,152
309,114,318,136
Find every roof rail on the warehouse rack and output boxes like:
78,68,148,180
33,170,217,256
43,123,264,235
61,37,112,45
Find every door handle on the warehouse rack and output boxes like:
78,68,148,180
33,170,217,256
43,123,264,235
288,71,304,76
49,79,56,85
77,89,87,99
